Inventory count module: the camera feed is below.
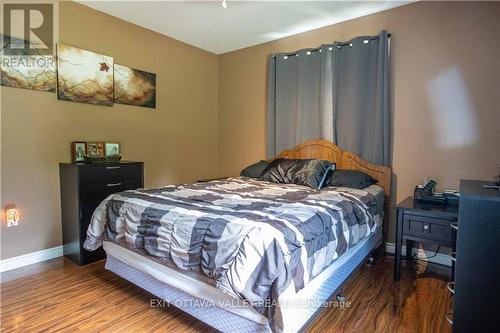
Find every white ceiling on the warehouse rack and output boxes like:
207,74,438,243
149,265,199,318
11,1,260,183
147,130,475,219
79,1,410,54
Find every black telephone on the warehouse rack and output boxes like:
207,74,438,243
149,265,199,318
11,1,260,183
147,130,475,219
422,180,437,193
414,180,446,204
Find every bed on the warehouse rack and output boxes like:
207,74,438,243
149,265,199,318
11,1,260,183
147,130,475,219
84,140,391,333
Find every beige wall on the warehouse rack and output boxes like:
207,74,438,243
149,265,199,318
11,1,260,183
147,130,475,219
218,1,500,242
2,1,499,260
1,1,219,259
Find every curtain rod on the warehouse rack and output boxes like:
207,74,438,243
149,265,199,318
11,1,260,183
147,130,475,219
272,33,391,59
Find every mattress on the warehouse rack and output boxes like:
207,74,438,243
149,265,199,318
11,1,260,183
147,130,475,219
104,229,382,333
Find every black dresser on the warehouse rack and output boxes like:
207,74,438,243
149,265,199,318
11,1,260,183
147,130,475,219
59,161,144,265
451,180,500,332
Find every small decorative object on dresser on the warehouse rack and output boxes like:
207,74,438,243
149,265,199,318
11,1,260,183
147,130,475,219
394,196,458,281
86,142,105,156
105,142,120,156
59,161,144,265
72,141,87,163
71,141,123,164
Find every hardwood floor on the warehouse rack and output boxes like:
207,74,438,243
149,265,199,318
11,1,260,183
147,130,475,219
0,255,452,333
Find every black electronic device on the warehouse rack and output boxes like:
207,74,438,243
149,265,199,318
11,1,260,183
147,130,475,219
414,180,446,204
422,180,437,193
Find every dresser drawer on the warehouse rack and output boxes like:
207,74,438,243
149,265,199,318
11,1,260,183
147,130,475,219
79,163,142,185
403,214,456,244
79,179,142,204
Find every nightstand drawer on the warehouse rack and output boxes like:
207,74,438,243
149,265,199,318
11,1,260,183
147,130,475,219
403,214,455,243
395,197,459,281
79,163,142,185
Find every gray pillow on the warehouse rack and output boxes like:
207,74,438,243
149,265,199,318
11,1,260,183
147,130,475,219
240,160,269,178
324,169,376,189
258,158,335,189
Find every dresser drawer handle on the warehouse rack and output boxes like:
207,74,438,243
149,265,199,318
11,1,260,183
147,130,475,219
449,252,456,262
423,224,429,230
450,222,458,230
446,311,453,325
106,166,121,170
107,182,122,187
447,282,455,295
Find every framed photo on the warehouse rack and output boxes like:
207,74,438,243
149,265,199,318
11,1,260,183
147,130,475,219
72,142,87,162
87,142,104,157
105,142,121,156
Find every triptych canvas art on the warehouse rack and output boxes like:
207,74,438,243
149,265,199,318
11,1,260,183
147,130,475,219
0,35,156,108
114,64,156,108
0,35,56,92
56,44,115,106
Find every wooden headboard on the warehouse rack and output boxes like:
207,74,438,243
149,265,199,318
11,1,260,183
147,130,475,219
276,139,391,197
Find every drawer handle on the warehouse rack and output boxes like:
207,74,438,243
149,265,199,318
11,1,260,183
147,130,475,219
446,311,453,325
447,282,455,295
424,224,429,230
450,222,458,231
107,182,122,187
449,252,456,262
106,166,121,170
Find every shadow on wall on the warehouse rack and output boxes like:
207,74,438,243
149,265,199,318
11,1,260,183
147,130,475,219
426,65,479,148
408,65,480,257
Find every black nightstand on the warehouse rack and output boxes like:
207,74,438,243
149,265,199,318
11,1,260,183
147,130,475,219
394,196,458,281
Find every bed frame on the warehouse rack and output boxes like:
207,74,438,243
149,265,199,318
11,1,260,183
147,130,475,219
275,139,391,198
104,140,392,333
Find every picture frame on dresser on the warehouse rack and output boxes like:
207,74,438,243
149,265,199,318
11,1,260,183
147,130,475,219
86,142,105,157
72,141,87,163
105,142,121,156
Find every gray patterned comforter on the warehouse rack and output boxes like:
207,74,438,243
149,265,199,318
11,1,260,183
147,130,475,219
84,177,383,332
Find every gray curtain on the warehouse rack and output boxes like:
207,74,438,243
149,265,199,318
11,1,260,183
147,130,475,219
267,31,390,166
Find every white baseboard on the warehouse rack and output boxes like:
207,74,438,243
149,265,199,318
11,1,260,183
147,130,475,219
385,242,452,267
0,246,63,273
0,242,451,273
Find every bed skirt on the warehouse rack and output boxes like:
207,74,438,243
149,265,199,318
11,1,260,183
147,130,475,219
104,229,382,333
